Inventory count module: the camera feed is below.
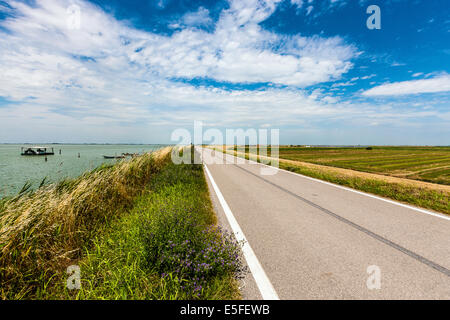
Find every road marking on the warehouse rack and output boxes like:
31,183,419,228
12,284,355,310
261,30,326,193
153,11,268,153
233,164,450,278
209,148,450,222
203,164,280,300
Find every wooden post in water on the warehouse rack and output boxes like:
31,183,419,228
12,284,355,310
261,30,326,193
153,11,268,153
45,156,48,162
78,153,80,158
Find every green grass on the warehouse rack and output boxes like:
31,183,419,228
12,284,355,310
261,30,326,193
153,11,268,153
0,146,244,300
232,146,450,185
0,148,171,299
220,147,450,215
55,159,244,300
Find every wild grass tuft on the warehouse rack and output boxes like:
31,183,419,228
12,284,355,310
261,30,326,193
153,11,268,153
0,147,171,299
68,159,245,300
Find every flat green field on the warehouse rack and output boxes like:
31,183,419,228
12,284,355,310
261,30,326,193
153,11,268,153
274,146,450,185
236,146,450,185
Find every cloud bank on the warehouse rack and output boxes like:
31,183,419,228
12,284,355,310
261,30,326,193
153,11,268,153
0,0,358,130
0,0,448,144
362,74,450,97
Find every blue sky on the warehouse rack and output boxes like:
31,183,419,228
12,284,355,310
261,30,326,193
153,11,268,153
0,0,449,144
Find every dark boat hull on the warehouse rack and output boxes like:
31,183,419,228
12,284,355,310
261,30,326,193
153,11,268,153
21,153,55,156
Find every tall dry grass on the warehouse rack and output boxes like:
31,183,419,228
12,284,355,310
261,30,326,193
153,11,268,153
0,147,171,299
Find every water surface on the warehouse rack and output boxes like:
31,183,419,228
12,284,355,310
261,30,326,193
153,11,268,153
0,144,165,198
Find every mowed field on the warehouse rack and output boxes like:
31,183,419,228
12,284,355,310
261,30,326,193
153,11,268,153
272,146,450,185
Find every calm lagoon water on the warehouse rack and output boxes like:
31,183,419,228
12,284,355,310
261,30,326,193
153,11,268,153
0,144,166,198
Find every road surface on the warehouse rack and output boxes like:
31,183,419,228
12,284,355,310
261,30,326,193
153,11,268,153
200,147,450,299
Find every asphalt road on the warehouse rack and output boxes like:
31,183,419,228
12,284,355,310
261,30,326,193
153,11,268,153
200,147,450,299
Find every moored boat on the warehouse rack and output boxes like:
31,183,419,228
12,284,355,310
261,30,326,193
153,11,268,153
21,146,55,156
122,152,139,157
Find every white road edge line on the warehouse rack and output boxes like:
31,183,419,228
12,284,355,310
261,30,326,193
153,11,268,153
203,163,280,300
208,148,450,222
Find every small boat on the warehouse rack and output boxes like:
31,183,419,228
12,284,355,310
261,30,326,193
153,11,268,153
103,155,125,159
122,152,139,157
21,146,55,156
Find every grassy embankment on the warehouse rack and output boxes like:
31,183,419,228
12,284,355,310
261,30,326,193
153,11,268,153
0,147,244,299
209,146,450,215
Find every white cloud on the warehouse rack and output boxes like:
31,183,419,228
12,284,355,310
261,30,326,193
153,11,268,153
361,74,376,80
157,0,168,9
329,0,348,8
332,81,355,88
181,7,212,27
0,0,363,137
291,0,304,7
297,0,347,20
1,0,446,144
362,74,450,96
391,62,406,67
0,0,356,93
